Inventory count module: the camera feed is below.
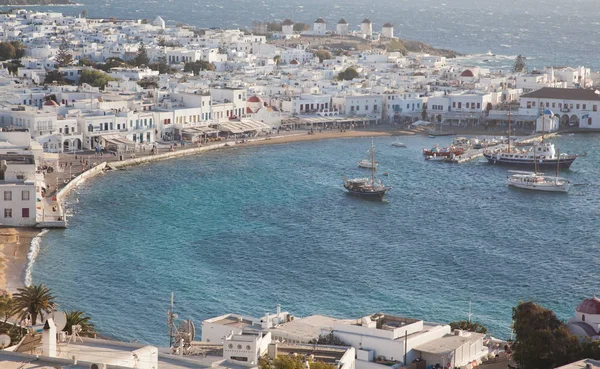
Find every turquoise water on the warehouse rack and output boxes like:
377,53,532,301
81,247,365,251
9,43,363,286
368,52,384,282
31,134,600,345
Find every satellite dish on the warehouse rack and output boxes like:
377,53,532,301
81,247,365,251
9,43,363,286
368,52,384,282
44,311,67,332
0,334,10,348
176,320,195,345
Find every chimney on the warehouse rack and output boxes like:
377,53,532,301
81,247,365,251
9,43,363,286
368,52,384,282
262,311,270,329
277,304,281,322
42,317,56,357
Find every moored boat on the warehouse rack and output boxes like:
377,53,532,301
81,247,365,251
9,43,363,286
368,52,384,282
358,159,378,168
344,140,391,199
507,171,571,192
422,145,465,157
391,142,407,148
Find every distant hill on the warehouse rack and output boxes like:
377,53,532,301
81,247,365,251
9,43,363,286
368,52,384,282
0,0,73,5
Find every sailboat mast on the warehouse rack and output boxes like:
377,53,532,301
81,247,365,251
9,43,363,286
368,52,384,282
507,107,511,152
371,140,375,187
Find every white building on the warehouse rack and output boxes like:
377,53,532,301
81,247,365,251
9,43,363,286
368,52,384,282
568,297,600,339
360,19,373,39
282,19,294,37
382,23,394,38
0,131,43,227
519,87,600,129
342,95,383,119
313,18,327,35
337,18,349,35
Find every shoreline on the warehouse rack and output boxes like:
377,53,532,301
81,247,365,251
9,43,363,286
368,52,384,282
3,125,558,294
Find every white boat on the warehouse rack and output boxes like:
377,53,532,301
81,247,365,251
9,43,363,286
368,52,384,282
391,142,407,148
358,159,378,168
425,154,447,162
507,171,571,192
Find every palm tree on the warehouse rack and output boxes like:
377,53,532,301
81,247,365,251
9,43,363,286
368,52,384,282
11,284,56,325
64,310,96,337
0,295,13,325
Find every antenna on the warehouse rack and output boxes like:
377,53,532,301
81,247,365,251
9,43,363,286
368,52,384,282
167,292,178,348
67,325,84,344
44,311,67,332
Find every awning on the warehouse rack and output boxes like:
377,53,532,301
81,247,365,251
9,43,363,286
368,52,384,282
218,120,272,134
101,134,136,146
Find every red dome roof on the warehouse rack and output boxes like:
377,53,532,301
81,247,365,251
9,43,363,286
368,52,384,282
44,99,59,106
247,95,263,103
290,59,299,65
577,297,600,314
460,69,474,77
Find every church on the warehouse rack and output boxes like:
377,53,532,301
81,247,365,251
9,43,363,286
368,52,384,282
567,297,600,339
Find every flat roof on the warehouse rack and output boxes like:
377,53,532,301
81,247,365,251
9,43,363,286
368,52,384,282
414,332,485,355
212,316,254,329
270,315,352,341
556,359,600,369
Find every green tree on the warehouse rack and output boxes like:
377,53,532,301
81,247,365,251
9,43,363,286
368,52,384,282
310,362,335,369
183,60,215,75
512,301,582,369
138,76,159,89
513,54,526,73
293,23,309,32
157,36,166,47
273,55,281,66
314,49,332,63
0,295,13,325
97,57,125,72
79,69,114,88
336,66,359,81
44,70,69,85
0,42,16,61
64,310,96,337
149,56,174,74
133,42,150,67
449,320,487,334
81,10,87,18
10,41,25,58
11,283,56,325
55,38,73,68
308,332,348,346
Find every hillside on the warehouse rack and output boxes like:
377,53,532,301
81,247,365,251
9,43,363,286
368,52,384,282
0,0,72,5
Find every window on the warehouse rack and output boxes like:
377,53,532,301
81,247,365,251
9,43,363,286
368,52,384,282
532,102,536,107
588,118,592,126
452,102,456,108
594,105,598,112
3,191,11,201
22,191,29,201
22,208,29,218
477,103,481,109
458,102,462,109
583,104,587,110
552,103,556,108
583,314,586,321
88,124,93,132
4,209,11,218
577,104,580,109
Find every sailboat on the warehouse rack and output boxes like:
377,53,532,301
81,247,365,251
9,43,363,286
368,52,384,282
344,140,391,199
507,148,571,192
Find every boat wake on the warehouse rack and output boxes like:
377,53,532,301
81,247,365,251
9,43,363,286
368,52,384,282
25,229,49,287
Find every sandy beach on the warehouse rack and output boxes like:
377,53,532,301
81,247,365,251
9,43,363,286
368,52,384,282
244,128,415,147
0,228,39,295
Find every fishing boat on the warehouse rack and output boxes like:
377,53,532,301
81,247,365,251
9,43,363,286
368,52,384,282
344,141,391,199
391,142,407,148
422,145,465,157
484,110,579,169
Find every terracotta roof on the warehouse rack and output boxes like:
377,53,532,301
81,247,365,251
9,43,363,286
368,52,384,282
314,18,326,24
247,95,263,103
361,18,371,24
383,22,393,28
577,297,600,314
460,69,474,77
521,87,600,101
337,18,348,24
282,19,294,26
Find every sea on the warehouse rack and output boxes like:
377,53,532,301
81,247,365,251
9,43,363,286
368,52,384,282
31,134,600,345
15,0,600,345
10,0,600,70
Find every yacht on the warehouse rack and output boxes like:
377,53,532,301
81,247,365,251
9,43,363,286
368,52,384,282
484,142,578,169
507,171,571,192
